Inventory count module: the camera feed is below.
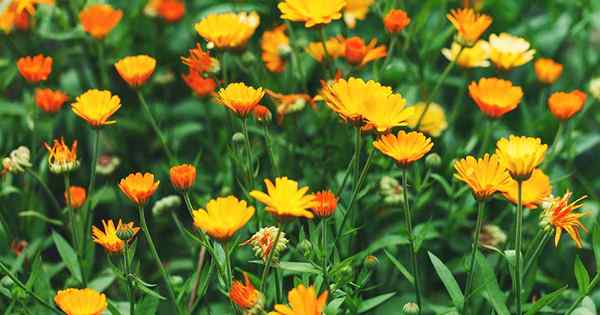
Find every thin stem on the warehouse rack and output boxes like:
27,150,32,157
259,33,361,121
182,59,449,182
514,180,524,315
523,231,550,278
97,41,109,89
566,274,600,315
0,262,62,314
137,92,175,164
284,21,306,90
321,218,329,288
183,192,195,218
380,35,398,79
402,167,422,312
26,169,61,212
318,27,334,78
262,123,279,176
241,118,255,188
188,246,207,312
334,153,356,196
352,127,362,185
82,128,101,285
479,119,493,155
465,200,485,312
123,243,135,315
224,242,233,288
260,221,283,292
544,122,564,168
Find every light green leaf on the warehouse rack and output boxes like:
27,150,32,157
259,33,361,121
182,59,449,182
277,262,320,275
574,256,590,293
525,286,567,315
428,251,464,311
51,231,82,284
357,292,396,313
384,249,414,285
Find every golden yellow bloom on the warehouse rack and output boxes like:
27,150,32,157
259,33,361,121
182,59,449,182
488,33,535,70
468,77,522,118
547,90,587,121
195,11,259,49
92,219,140,253
305,36,346,62
268,284,328,315
54,288,107,315
373,131,433,166
169,164,196,191
495,135,547,181
79,4,123,39
43,137,79,174
343,0,373,29
250,177,318,219
192,196,255,241
441,40,490,68
534,58,563,84
114,55,156,87
119,172,160,205
344,37,387,67
502,169,551,209
447,8,491,45
454,154,511,200
215,82,265,117
229,273,264,312
406,102,448,137
278,0,346,28
72,89,121,127
541,191,589,248
261,25,290,73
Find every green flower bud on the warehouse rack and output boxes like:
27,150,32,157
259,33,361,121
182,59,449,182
232,132,246,144
425,153,441,169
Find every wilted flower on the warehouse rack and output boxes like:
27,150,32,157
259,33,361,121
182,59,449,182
96,154,120,175
192,196,255,241
447,8,492,46
54,288,107,315
216,82,265,117
169,164,196,191
229,273,264,314
454,154,511,201
182,71,217,97
534,58,563,84
65,186,86,209
384,9,410,34
195,12,259,49
306,35,346,62
468,77,523,118
380,175,404,205
79,4,123,39
488,33,535,70
495,135,547,181
343,0,373,29
547,90,587,121
17,54,52,83
261,25,290,73
502,169,551,209
269,284,328,315
151,195,182,217
540,191,589,248
2,146,31,174
278,0,345,27
243,226,289,262
35,88,69,113
311,190,337,217
114,55,157,87
266,90,314,124
344,37,387,67
479,224,507,248
441,40,490,68
72,89,122,127
92,219,140,253
43,138,79,174
406,102,448,137
119,172,160,205
250,177,318,219
373,131,433,167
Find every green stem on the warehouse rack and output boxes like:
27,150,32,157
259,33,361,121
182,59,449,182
183,192,195,220
566,274,600,315
123,243,135,315
318,27,334,78
241,118,255,188
379,35,398,79
465,200,485,311
97,41,109,89
187,246,207,312
0,262,62,314
544,122,564,168
262,123,279,176
321,218,329,288
479,119,493,155
402,167,422,313
137,92,175,164
515,181,524,315
260,221,283,292
523,230,550,278
26,169,61,212
284,21,306,90
82,128,101,285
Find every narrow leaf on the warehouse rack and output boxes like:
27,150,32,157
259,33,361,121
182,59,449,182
51,231,82,283
428,251,464,310
357,292,396,313
574,256,590,293
384,249,414,285
525,286,567,315
592,223,600,272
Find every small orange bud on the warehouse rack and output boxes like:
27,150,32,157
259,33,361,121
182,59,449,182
344,37,367,66
384,9,410,33
169,164,196,191
229,273,263,311
65,186,87,209
548,90,587,121
252,105,272,122
311,190,337,217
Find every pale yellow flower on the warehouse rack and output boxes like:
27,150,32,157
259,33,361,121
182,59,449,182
489,33,535,70
442,40,490,68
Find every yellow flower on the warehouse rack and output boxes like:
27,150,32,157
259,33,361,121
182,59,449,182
343,0,373,28
195,11,259,49
192,196,255,242
488,33,535,70
268,284,328,315
305,35,346,62
278,0,346,28
468,77,522,118
54,288,107,315
547,90,587,121
406,102,448,137
441,40,490,68
43,137,79,174
454,154,511,201
71,89,121,127
447,8,492,45
215,82,265,117
495,135,547,181
502,169,551,209
92,219,140,253
250,177,318,219
541,191,589,248
261,25,290,73
14,0,54,15
118,172,160,205
534,58,563,84
373,131,433,166
114,55,156,87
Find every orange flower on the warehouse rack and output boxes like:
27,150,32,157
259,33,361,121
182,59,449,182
269,284,328,315
43,138,79,174
547,90,587,121
229,273,264,312
266,90,314,124
114,55,156,87
17,54,52,83
65,186,86,209
306,35,346,62
215,82,265,117
534,58,563,84
541,191,589,248
344,37,386,66
79,4,123,39
54,288,107,315
502,169,551,209
311,190,337,217
468,77,523,118
35,88,68,113
260,25,290,73
182,71,217,97
72,89,122,127
13,0,54,15
119,172,160,205
373,131,433,166
384,9,410,33
169,164,196,191
181,43,213,73
253,105,272,122
92,219,140,253
157,0,185,22
447,8,491,45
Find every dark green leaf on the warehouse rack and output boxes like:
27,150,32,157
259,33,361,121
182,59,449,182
574,256,590,293
384,249,414,285
524,286,567,315
51,231,82,284
428,251,464,310
357,292,396,313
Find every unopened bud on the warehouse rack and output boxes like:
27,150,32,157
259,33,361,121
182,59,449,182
298,239,312,257
402,302,420,314
232,132,245,144
425,153,441,168
363,255,379,269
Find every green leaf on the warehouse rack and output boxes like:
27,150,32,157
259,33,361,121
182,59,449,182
88,269,116,292
19,211,63,226
133,276,166,300
136,295,160,315
325,297,345,315
357,292,396,313
277,262,320,275
476,253,510,315
574,256,590,293
107,301,123,315
592,223,600,272
428,251,464,311
51,231,82,284
384,249,414,285
524,286,567,315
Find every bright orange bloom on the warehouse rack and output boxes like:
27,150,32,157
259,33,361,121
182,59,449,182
182,71,217,97
181,43,213,73
253,105,272,122
157,0,185,22
119,172,160,205
268,284,328,315
542,191,589,248
548,90,587,121
65,186,86,209
13,9,31,31
72,89,122,127
261,25,290,73
92,219,140,253
384,9,410,33
114,55,156,87
306,35,346,62
311,190,337,217
215,82,265,117
373,131,433,166
344,37,387,66
229,273,263,311
468,77,522,118
454,154,511,201
54,288,107,315
447,8,492,45
17,54,52,83
278,0,346,28
266,90,314,124
35,88,68,113
192,195,255,241
495,135,547,181
43,138,79,174
502,169,551,209
250,177,318,219
79,4,123,39
169,164,196,191
534,58,563,84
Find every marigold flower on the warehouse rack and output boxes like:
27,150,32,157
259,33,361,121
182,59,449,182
384,9,410,33
441,40,490,68
44,138,79,174
541,191,589,248
119,172,160,205
534,58,563,84
181,43,213,73
406,102,448,137
268,284,328,315
344,37,387,67
250,177,318,219
2,146,31,174
92,219,140,253
488,33,535,70
65,186,86,209
311,190,337,217
266,90,314,124
373,131,433,167
243,226,289,262
54,288,107,315
343,0,373,29
114,55,156,87
157,0,185,22
454,154,511,200
79,4,123,39
495,135,547,181
306,36,346,62
447,8,491,45
17,54,52,83
252,105,272,122
192,196,255,241
169,163,196,191
278,0,346,28
216,82,265,117
35,88,68,113
547,90,587,121
13,0,54,15
195,11,259,49
229,273,264,313
71,89,122,127
502,169,551,209
468,77,523,118
182,71,217,97
261,25,290,73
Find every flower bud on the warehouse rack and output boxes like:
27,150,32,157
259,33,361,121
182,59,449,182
479,224,507,248
96,154,121,175
243,226,288,263
363,255,379,269
151,195,182,217
169,164,197,191
298,239,312,257
241,51,257,64
2,146,32,174
311,190,337,218
402,302,420,315
425,153,441,169
116,226,136,241
252,105,272,122
232,132,246,144
65,186,87,209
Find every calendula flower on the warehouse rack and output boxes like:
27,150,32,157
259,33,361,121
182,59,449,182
406,102,448,137
157,0,185,22
243,226,289,262
373,131,433,167
541,191,589,248
195,11,259,49
0,5,18,34
253,105,272,122
2,146,31,174
216,82,265,117
441,40,490,68
266,90,314,124
192,196,255,241
250,177,318,219
114,55,157,87
65,186,86,209
268,284,328,315
547,90,587,121
13,0,54,15
344,37,387,67
229,273,264,314
384,9,410,33
502,169,551,209
311,190,337,217
35,88,68,113
534,58,563,84
79,4,123,39
343,0,373,29
54,288,107,315
17,54,52,83
488,33,535,70
306,35,346,62
92,219,140,253
278,0,346,28
181,43,214,73
182,71,217,97
71,89,121,127
119,172,160,205
447,8,492,46
44,138,79,174
468,77,523,118
495,135,547,181
169,164,196,191
454,154,511,200
261,25,290,73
